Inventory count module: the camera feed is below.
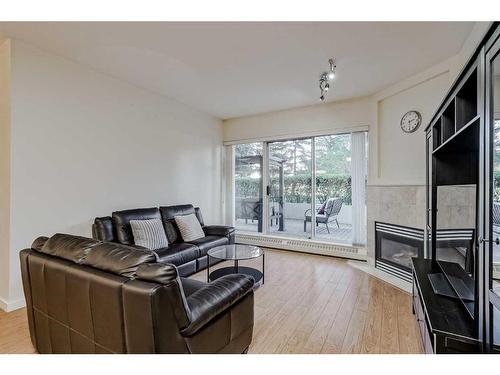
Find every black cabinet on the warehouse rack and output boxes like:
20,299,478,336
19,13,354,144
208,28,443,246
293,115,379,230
412,258,480,353
421,22,500,353
485,26,500,353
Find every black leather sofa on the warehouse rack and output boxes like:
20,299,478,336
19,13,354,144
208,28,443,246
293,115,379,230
92,204,234,277
20,233,254,353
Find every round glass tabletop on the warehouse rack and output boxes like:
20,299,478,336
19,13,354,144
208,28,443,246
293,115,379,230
207,244,263,261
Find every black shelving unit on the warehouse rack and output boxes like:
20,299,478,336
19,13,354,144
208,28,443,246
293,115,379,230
412,258,480,353
456,69,478,131
441,101,456,142
421,22,500,353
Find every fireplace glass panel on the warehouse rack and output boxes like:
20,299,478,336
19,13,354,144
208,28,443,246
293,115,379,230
380,237,418,270
375,222,424,279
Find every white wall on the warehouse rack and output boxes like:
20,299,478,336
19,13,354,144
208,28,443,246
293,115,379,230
223,96,373,143
2,40,223,309
0,39,11,310
374,72,450,185
449,22,492,83
222,68,450,187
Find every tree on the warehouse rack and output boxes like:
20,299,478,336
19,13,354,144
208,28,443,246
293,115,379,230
234,135,355,204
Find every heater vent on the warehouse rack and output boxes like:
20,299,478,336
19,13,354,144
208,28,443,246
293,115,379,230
235,233,366,260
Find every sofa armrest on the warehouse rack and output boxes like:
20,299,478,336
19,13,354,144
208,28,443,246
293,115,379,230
203,225,235,237
181,274,254,336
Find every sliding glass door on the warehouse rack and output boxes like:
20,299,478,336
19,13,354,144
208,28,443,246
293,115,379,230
268,139,312,238
234,143,264,233
231,131,367,246
314,134,352,243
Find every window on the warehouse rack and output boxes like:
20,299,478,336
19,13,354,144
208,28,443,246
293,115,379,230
230,131,367,246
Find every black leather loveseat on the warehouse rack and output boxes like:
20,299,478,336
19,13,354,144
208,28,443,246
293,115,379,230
20,233,254,353
92,204,234,277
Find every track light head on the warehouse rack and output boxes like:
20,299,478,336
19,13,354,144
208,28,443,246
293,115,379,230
318,58,336,101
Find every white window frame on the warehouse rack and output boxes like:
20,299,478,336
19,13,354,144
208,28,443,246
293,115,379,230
227,128,368,245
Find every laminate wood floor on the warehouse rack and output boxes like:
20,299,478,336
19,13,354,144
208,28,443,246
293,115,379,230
0,248,422,354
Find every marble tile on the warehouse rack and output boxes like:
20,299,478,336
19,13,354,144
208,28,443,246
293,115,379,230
366,185,426,262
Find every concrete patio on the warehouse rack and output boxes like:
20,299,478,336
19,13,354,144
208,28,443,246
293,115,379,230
235,218,352,244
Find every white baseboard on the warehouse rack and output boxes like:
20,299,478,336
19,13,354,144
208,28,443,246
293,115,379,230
0,296,26,312
348,260,412,294
236,233,367,261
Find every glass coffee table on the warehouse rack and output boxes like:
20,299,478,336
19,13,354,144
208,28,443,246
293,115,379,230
207,244,264,286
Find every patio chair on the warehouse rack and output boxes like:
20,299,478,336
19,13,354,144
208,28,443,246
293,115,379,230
304,197,343,234
493,202,500,234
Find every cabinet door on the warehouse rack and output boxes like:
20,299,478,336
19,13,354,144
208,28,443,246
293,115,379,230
425,131,433,258
485,34,500,351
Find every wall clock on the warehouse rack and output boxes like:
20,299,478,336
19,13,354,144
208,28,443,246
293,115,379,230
400,110,422,133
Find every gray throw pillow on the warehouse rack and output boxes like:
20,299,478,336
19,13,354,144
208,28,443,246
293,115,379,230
130,218,168,250
174,213,205,241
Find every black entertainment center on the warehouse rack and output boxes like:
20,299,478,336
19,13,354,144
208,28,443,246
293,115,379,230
416,22,500,353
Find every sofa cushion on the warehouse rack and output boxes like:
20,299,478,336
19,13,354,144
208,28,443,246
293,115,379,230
130,218,168,250
135,263,178,284
93,216,115,242
159,205,206,244
35,233,157,277
39,233,101,263
154,243,200,266
160,204,196,220
177,261,197,277
187,236,229,256
163,220,181,244
194,207,205,226
202,225,235,237
31,236,49,251
84,241,158,277
112,207,161,245
317,201,327,215
175,214,205,241
180,277,207,297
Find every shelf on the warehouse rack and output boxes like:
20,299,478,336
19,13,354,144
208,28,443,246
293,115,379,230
442,101,456,142
430,66,478,153
433,119,442,149
456,69,478,131
433,115,479,186
433,114,480,155
412,258,478,339
439,261,475,319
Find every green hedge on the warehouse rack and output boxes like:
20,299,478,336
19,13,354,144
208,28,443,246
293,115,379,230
495,172,500,202
235,174,352,205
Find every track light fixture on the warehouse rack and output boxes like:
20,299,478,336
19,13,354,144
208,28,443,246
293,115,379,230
319,58,336,102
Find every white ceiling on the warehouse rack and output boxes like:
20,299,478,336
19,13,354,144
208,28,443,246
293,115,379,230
0,22,475,119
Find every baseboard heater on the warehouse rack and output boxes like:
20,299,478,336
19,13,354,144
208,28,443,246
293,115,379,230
235,233,366,261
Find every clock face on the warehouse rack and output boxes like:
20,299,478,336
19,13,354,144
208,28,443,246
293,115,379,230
400,110,422,133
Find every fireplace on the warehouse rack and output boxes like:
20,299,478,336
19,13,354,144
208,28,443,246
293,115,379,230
375,222,476,283
375,222,424,282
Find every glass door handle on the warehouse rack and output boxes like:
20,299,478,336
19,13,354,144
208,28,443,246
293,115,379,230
478,237,500,245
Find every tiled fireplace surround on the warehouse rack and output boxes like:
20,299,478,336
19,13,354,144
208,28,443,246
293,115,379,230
367,185,426,268
363,185,476,291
